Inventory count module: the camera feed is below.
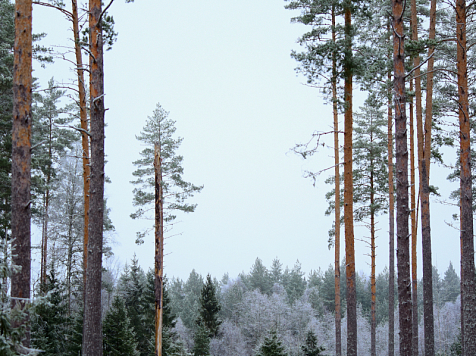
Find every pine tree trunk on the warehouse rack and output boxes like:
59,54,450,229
11,0,32,348
370,158,376,356
456,0,476,353
82,0,105,353
72,0,91,297
393,0,412,353
332,6,341,356
387,43,395,356
411,0,435,348
343,2,357,354
409,77,419,356
155,144,164,356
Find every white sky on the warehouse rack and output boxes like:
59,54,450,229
31,0,462,282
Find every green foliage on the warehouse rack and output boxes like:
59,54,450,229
282,260,306,304
301,330,326,356
441,262,460,304
192,324,210,356
198,274,221,337
31,267,69,355
249,258,273,295
103,295,140,356
130,102,203,244
255,330,287,356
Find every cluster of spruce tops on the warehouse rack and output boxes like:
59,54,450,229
27,255,461,355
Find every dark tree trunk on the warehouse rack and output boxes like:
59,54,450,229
155,143,164,356
343,1,357,354
370,157,376,356
393,0,412,354
387,44,395,356
82,0,105,354
456,0,476,353
409,77,419,356
72,0,91,298
332,6,341,356
11,0,32,348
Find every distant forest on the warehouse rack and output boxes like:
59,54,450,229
30,255,461,355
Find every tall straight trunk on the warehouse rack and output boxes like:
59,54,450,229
393,0,412,354
456,0,476,353
332,6,341,356
387,40,395,356
154,143,164,356
72,0,91,296
370,156,376,356
82,0,105,353
425,0,436,177
343,1,357,354
409,78,419,356
40,116,53,287
11,0,32,348
411,0,435,351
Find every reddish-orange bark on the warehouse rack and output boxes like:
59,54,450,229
155,144,164,356
11,0,32,347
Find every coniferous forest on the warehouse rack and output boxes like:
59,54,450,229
2,0,476,354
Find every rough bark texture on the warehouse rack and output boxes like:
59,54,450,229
155,144,164,356
72,0,91,295
332,6,341,356
387,48,395,356
456,0,476,353
393,0,412,354
409,75,419,356
411,0,435,349
344,2,357,355
11,0,32,348
370,165,376,356
82,0,105,354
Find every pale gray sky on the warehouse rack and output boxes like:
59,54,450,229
32,0,462,281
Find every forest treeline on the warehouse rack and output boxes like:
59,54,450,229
29,255,463,355
2,0,476,352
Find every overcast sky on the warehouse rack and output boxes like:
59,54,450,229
31,0,463,282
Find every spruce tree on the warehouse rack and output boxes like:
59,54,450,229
255,330,288,356
198,274,221,337
31,267,68,355
302,330,326,356
102,295,140,356
193,324,210,356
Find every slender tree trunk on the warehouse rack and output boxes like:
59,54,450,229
11,0,32,348
40,118,53,288
343,1,357,354
393,0,412,354
154,143,164,356
332,6,341,356
72,0,91,297
82,0,105,353
387,41,395,356
411,0,435,351
370,156,376,356
409,77,419,356
456,0,476,353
